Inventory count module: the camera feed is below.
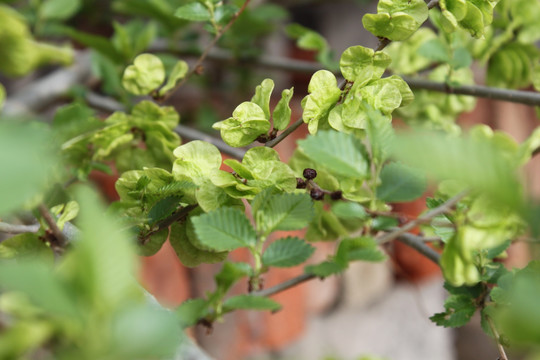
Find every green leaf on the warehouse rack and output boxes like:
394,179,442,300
223,295,281,312
332,202,368,220
0,122,59,216
272,87,294,130
377,162,427,203
176,298,209,328
169,222,228,267
215,261,252,295
251,78,274,120
51,201,80,230
365,104,395,165
122,53,165,95
392,131,523,211
254,192,314,235
0,260,78,317
418,38,450,63
212,102,271,147
174,2,212,21
173,140,222,182
362,0,428,41
0,82,5,111
138,227,168,257
0,233,53,261
336,237,387,264
191,207,257,251
159,59,189,96
298,130,370,179
147,196,182,225
430,294,477,327
40,0,81,20
111,305,182,358
305,261,345,278
262,237,315,267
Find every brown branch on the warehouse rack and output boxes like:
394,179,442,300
395,232,441,264
377,190,467,245
251,273,316,297
486,314,509,360
265,117,304,148
0,222,40,235
38,203,68,248
160,0,252,103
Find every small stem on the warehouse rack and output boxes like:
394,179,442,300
265,117,304,148
486,314,509,360
38,203,68,248
0,222,40,235
160,0,252,103
377,190,467,245
147,204,198,237
251,273,316,297
395,232,441,264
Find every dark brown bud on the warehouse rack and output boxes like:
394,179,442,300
303,168,317,180
310,188,324,201
296,178,307,189
330,190,343,200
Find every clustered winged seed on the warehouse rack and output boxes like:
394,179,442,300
303,168,317,180
310,188,324,201
296,178,307,189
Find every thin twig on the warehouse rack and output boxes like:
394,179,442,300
395,232,441,264
160,0,252,103
377,191,467,245
265,117,304,148
38,203,68,247
251,273,316,297
0,222,40,235
486,314,509,360
149,204,199,237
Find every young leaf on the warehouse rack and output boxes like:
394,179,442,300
254,192,314,234
51,201,80,230
223,295,281,312
191,207,257,251
272,87,294,130
0,233,53,261
262,237,315,267
122,54,165,95
147,196,182,225
298,130,370,179
430,294,477,328
174,2,212,21
251,78,274,120
158,59,189,96
377,162,427,203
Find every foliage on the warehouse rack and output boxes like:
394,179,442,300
0,0,540,358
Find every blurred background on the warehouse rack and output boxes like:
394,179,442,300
1,0,539,359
